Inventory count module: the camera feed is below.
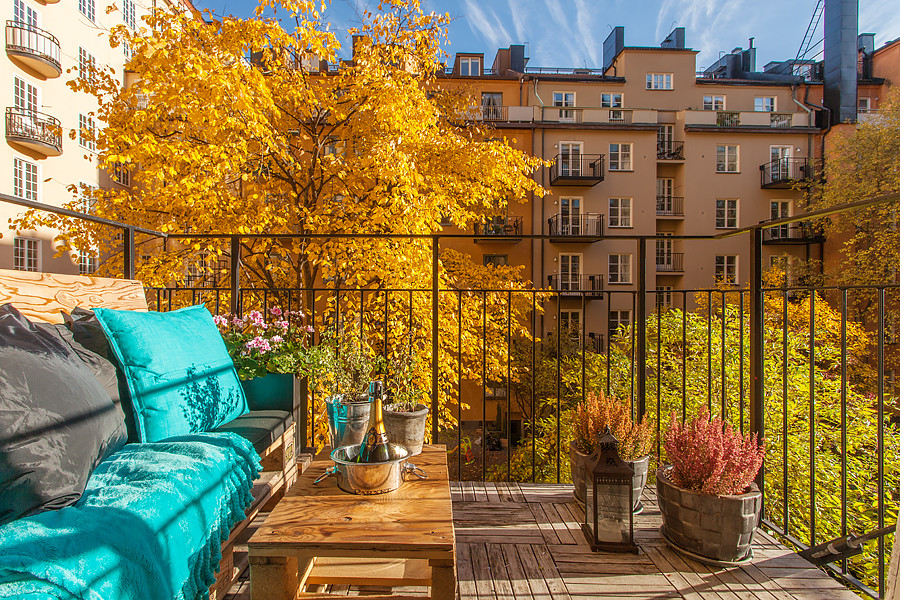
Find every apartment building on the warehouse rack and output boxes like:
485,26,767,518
0,0,193,274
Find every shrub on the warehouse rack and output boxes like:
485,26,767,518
572,392,653,461
664,407,765,496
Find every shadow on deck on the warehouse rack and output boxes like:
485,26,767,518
226,482,858,599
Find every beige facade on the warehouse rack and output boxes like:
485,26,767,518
0,0,192,274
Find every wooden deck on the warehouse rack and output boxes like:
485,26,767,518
225,482,859,600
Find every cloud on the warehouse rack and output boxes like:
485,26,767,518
573,0,599,66
860,0,900,48
506,0,528,43
462,0,512,51
654,0,751,67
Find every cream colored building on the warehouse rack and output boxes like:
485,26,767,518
0,0,192,274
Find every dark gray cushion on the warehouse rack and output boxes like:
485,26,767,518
213,410,292,455
0,305,127,525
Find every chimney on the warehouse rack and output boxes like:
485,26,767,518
823,0,859,124
858,33,875,53
660,27,685,49
509,44,526,72
603,26,624,74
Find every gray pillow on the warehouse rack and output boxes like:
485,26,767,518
0,305,127,525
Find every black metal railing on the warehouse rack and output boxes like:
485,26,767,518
760,157,821,188
549,154,604,185
5,107,62,154
5,21,61,75
763,221,825,244
547,214,603,238
717,111,740,126
474,215,523,237
656,196,684,217
657,140,684,160
546,274,604,294
655,252,684,272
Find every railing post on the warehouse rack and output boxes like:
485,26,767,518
431,235,439,443
230,235,241,314
123,226,135,280
636,237,647,420
749,226,765,494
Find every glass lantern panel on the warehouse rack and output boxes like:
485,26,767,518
589,480,631,544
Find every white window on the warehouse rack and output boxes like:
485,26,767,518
560,197,581,234
79,0,95,22
123,0,136,29
79,114,96,151
754,96,776,112
560,310,582,333
608,198,632,228
79,48,96,82
703,95,725,110
13,0,38,28
459,57,480,76
601,93,622,108
715,255,738,284
559,141,583,176
13,158,39,201
609,143,632,171
858,97,871,113
559,253,581,291
646,73,673,90
113,163,131,186
79,182,97,213
770,201,791,239
715,199,739,229
657,178,674,197
553,92,576,122
608,254,632,284
78,250,97,275
14,237,40,272
656,286,674,309
481,92,503,120
14,77,39,113
609,310,631,336
716,144,739,173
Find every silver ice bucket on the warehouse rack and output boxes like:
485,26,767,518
313,443,426,495
325,395,371,449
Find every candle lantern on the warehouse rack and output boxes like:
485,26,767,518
582,428,638,553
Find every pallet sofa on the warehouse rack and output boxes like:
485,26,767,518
0,269,300,599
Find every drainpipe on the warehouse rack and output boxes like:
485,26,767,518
791,84,814,158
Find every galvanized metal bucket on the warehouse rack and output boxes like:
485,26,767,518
325,395,371,449
312,443,427,495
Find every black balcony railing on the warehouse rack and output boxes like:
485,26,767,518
655,252,684,272
549,153,604,186
5,21,61,77
657,140,685,160
585,332,604,353
5,107,62,155
547,214,603,239
763,221,826,244
760,157,821,188
474,215,523,237
546,274,604,295
656,196,684,217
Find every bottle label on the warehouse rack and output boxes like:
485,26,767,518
364,427,389,449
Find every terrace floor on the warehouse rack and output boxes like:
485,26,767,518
225,482,858,599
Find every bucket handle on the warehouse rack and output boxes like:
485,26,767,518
404,463,427,480
313,465,338,484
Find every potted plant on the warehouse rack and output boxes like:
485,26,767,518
657,408,765,565
382,339,429,455
569,391,653,512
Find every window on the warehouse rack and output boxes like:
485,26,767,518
79,114,96,151
858,97,871,113
13,237,40,272
79,0,95,22
558,142,583,176
459,56,480,76
78,250,97,275
601,93,622,108
754,96,776,112
483,254,508,267
715,255,738,284
123,0,136,29
609,310,631,336
113,163,131,186
703,95,725,110
656,234,675,271
560,310,582,333
481,92,503,120
770,201,790,239
646,73,673,90
559,254,581,290
608,254,632,284
553,92,576,122
656,286,674,309
716,144,739,172
13,0,38,28
608,197,632,228
560,197,581,234
14,77,38,113
13,158,39,201
715,199,739,229
79,182,97,213
79,48,96,82
609,143,632,171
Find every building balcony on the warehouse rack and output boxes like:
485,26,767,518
548,214,603,242
683,110,813,130
759,158,821,188
546,274,604,297
538,106,659,125
473,215,523,242
549,154,604,186
585,332,604,353
5,107,62,156
6,21,61,78
763,222,826,245
656,253,685,273
656,196,684,218
657,140,684,160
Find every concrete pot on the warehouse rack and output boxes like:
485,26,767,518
570,441,649,512
656,466,762,564
383,403,429,455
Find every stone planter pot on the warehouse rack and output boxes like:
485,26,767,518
383,404,429,455
656,466,762,564
569,441,649,512
240,373,307,451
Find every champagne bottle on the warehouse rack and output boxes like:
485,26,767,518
356,380,391,463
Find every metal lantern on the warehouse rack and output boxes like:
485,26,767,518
582,428,638,553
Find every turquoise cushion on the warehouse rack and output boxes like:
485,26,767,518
93,306,248,442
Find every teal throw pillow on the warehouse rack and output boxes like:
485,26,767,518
93,305,248,442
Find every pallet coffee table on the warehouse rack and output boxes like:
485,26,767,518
248,444,456,599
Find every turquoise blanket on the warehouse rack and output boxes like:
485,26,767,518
0,432,260,600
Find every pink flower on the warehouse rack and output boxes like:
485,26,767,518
245,336,271,352
270,307,283,316
231,316,245,328
271,335,283,344
277,320,289,330
213,314,228,326
248,310,265,327
303,325,314,333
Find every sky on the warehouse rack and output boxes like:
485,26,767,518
190,0,900,72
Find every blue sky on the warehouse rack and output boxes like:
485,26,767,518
191,0,900,72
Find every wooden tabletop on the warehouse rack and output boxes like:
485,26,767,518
248,445,455,560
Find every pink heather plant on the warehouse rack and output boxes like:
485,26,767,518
664,408,765,496
215,306,314,379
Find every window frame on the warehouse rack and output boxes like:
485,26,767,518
13,237,40,272
608,253,632,285
715,255,739,285
702,95,726,111
608,197,632,228
13,157,39,201
459,56,481,77
608,142,633,171
553,91,576,122
646,73,673,90
78,47,96,83
559,253,582,290
609,309,632,336
754,96,777,112
122,0,136,29
78,0,95,22
858,97,871,113
78,113,96,152
716,144,740,173
601,92,623,108
715,198,739,229
483,254,508,268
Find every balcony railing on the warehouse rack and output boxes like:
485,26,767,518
657,140,684,160
546,274,604,295
474,215,523,237
763,221,826,244
479,105,507,121
716,111,740,127
549,154,604,186
5,21,61,78
5,107,62,156
770,112,793,128
760,157,821,188
656,196,684,217
547,214,603,239
655,252,684,273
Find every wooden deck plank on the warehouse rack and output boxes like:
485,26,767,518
457,542,478,600
498,543,534,599
486,543,516,600
513,545,552,600
528,502,562,546
469,542,497,599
